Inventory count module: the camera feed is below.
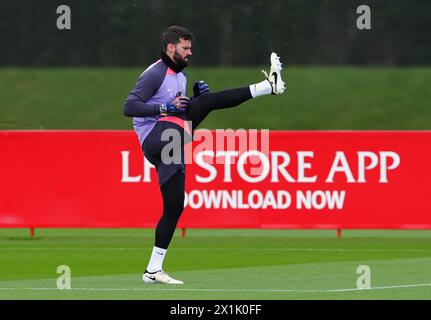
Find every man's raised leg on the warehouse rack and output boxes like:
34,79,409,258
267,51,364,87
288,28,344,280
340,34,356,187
186,52,286,129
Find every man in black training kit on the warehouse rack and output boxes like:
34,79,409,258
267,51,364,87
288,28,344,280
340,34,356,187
124,26,285,284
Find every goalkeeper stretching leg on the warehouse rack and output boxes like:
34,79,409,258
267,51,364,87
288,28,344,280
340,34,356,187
186,87,253,129
186,53,286,129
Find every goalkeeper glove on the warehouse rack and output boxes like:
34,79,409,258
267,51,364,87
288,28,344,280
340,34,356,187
192,80,209,98
160,95,190,116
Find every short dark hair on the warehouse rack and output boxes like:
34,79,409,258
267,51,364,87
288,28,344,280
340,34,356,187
161,26,195,51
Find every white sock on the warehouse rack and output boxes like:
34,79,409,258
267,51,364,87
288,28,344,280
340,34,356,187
249,79,272,98
146,246,167,273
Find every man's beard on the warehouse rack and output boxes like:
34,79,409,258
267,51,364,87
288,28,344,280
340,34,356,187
173,51,190,69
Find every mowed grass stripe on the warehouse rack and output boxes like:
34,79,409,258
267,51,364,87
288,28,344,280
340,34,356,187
1,258,431,299
2,230,431,286
2,230,431,298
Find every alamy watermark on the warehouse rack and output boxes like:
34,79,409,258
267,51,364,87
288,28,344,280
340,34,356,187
57,265,72,289
356,5,371,30
356,265,371,289
55,5,370,32
159,125,270,169
56,5,71,30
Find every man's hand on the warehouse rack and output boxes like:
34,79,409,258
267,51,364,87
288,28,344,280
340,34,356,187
160,95,190,115
193,80,210,98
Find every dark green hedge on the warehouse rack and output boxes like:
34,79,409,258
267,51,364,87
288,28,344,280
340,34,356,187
1,0,430,66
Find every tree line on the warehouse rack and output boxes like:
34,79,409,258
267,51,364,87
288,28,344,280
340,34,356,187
0,0,430,66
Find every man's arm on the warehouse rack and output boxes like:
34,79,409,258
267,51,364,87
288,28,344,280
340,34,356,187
123,94,161,117
123,65,165,117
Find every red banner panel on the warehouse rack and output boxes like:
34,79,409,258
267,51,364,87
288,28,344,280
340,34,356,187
0,130,430,229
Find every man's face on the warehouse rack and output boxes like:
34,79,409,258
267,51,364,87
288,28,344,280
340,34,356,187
172,39,192,67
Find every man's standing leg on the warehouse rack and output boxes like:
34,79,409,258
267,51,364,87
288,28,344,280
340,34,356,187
143,170,186,285
142,122,186,285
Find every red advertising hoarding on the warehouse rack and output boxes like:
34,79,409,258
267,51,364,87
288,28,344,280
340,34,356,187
0,130,430,229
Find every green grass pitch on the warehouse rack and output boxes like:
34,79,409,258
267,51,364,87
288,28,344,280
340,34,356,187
1,228,431,300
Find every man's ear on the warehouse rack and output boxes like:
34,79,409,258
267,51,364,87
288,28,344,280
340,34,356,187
167,43,175,55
